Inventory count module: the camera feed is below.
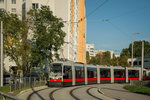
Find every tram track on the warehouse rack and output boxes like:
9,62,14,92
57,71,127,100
86,87,102,100
69,86,82,100
26,85,114,100
49,88,63,100
27,87,50,100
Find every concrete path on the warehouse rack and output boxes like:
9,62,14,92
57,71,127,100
16,86,54,100
16,84,150,100
17,85,115,100
95,84,150,100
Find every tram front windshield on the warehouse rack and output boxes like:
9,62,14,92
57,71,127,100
50,64,62,77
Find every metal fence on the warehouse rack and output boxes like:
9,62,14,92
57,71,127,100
0,77,46,100
130,80,150,86
9,77,47,92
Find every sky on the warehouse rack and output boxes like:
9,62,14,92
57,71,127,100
85,0,150,55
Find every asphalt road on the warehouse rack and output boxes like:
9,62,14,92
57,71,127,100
17,84,150,100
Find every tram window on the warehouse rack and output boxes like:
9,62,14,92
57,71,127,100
63,66,72,79
133,61,137,65
87,67,97,78
75,66,84,78
128,70,139,78
100,68,110,78
114,69,125,78
50,64,62,75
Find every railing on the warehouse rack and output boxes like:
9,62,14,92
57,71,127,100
130,80,150,86
1,77,46,100
0,91,21,100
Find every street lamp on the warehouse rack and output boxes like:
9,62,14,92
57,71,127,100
131,32,140,67
0,21,3,87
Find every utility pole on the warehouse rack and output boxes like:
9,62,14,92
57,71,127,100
0,21,3,87
131,33,134,67
141,41,144,80
131,32,140,67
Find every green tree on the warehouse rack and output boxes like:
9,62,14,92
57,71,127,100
119,56,130,67
89,57,99,65
129,41,150,57
27,6,66,68
111,56,119,66
120,48,130,57
0,11,30,73
120,41,150,67
89,51,112,65
86,51,90,64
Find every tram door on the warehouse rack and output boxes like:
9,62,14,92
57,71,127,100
63,65,72,86
128,70,139,81
100,68,111,83
114,69,125,83
75,66,85,85
87,67,97,84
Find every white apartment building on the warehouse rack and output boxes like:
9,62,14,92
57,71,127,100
0,0,22,19
24,0,79,62
128,57,150,69
86,44,95,58
1,0,82,71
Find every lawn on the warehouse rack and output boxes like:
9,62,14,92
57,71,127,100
0,85,10,93
124,85,150,96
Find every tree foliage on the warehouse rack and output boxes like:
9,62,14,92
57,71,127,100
0,6,66,74
0,11,30,72
27,6,66,68
121,41,150,58
89,51,112,65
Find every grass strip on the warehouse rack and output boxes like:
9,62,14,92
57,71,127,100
0,85,10,93
123,85,150,96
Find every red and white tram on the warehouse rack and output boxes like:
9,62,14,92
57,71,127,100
47,61,146,87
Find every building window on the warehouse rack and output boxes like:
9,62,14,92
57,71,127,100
0,0,4,4
12,0,16,4
32,3,39,9
139,61,141,65
11,8,16,13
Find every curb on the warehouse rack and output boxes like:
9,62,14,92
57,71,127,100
97,88,121,100
97,88,104,94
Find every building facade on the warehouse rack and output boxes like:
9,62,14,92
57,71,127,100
0,0,22,19
1,0,86,71
24,0,86,63
128,57,150,69
78,0,86,63
86,44,95,58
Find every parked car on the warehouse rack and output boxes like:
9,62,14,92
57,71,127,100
3,74,14,85
23,73,40,81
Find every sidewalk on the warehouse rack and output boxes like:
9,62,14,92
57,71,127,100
16,86,48,100
96,84,150,100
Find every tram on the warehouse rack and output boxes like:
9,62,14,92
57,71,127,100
47,61,146,87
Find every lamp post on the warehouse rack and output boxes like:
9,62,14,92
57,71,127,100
131,32,140,67
141,41,144,80
0,21,3,87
